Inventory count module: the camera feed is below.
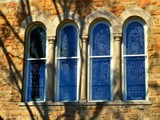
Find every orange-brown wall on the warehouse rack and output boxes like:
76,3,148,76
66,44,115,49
0,0,160,120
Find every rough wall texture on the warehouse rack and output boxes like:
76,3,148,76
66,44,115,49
0,0,160,120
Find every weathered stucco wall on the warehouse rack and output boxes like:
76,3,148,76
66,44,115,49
0,0,160,120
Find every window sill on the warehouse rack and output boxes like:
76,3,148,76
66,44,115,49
19,100,152,106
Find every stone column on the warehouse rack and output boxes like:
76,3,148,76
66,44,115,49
113,33,122,100
80,35,88,102
47,36,56,101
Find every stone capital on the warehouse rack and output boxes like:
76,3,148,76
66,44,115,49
47,36,56,44
113,33,122,41
81,35,88,43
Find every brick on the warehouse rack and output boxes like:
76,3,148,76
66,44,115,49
150,108,160,113
156,97,160,104
148,51,159,58
158,114,160,119
151,10,160,15
150,113,158,120
141,110,150,117
149,88,160,96
7,2,17,8
101,115,112,120
149,80,160,88
149,66,160,73
137,0,150,6
125,111,138,120
0,18,6,25
121,0,130,2
157,2,160,7
150,0,157,4
110,5,125,17
145,5,158,12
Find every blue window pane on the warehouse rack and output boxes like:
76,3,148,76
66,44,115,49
91,23,110,56
126,22,144,55
127,86,145,100
27,60,45,101
91,58,111,100
59,86,77,101
30,27,46,58
59,25,78,57
92,85,110,100
125,56,146,100
58,59,77,101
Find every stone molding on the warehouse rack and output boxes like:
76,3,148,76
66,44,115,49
113,33,122,41
118,6,155,30
20,7,154,37
47,36,56,44
80,34,88,102
81,35,88,43
51,11,84,36
84,8,120,34
19,8,53,37
19,101,152,106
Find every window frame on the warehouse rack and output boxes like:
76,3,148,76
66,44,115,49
122,19,148,101
55,23,80,102
24,24,47,102
88,21,114,102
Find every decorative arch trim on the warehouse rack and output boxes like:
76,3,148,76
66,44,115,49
19,10,52,37
118,6,154,30
84,8,120,35
52,11,84,36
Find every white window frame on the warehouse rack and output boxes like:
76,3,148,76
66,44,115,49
122,19,148,101
88,21,114,102
25,25,47,102
55,23,80,102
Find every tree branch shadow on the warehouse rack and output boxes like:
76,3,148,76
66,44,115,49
1,0,154,120
0,0,50,119
0,10,23,95
50,1,119,120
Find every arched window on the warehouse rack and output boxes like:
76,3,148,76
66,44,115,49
56,23,79,102
25,26,46,102
89,21,113,101
123,20,147,100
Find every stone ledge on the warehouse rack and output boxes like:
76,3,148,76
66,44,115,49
19,101,152,106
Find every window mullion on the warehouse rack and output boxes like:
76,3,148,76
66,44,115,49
89,56,112,59
27,58,46,60
57,57,78,59
123,54,146,57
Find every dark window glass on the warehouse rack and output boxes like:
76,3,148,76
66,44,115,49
28,60,45,101
30,27,46,58
27,27,46,101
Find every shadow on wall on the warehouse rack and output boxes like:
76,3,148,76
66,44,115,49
0,0,35,119
0,116,3,120
0,0,158,119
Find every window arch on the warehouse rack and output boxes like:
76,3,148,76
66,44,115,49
89,21,113,101
25,25,46,102
123,19,148,101
56,23,80,102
